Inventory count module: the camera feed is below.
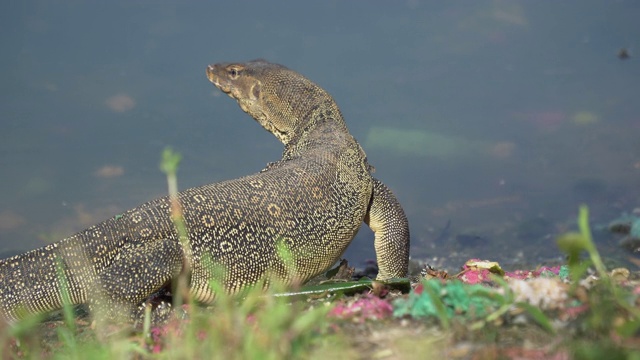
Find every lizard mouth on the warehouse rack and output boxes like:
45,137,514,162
206,65,232,94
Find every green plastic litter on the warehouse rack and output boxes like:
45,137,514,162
558,265,570,281
539,269,557,278
393,279,498,320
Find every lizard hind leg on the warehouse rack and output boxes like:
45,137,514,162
91,239,185,322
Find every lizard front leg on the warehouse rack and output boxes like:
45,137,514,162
364,178,410,280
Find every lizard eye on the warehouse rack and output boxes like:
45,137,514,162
228,67,240,79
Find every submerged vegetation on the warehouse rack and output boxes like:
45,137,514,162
1,151,639,359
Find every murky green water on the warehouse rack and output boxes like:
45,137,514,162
1,1,639,271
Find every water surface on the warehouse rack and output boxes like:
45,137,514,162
1,1,639,271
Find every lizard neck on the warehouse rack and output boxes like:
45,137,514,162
282,97,348,156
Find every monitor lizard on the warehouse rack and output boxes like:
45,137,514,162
0,59,410,323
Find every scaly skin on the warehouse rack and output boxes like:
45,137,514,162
0,59,409,322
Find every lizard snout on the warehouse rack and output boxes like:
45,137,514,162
206,65,231,93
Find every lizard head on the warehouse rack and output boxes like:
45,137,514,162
207,59,342,145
